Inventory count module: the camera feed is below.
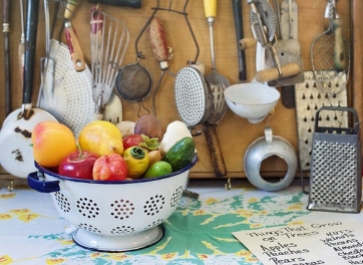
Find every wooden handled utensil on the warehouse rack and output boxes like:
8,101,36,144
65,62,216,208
351,0,363,155
64,0,85,71
3,0,11,115
202,0,228,177
311,0,350,95
147,16,172,117
0,0,57,178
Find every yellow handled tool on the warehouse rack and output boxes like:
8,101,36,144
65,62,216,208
203,0,217,19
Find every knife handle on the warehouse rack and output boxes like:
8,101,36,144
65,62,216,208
147,17,169,68
203,123,227,178
333,18,347,72
65,21,85,71
232,0,247,81
281,85,296,109
23,0,40,105
87,0,142,8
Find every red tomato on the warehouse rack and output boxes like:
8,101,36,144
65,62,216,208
123,134,144,150
92,154,128,181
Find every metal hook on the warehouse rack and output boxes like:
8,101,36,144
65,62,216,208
168,0,172,10
225,178,232,190
137,101,150,117
7,181,14,192
182,0,199,63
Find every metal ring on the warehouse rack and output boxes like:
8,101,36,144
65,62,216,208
244,135,298,192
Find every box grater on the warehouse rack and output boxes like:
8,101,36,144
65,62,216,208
307,106,362,213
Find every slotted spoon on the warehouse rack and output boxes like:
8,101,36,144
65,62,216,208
203,0,230,124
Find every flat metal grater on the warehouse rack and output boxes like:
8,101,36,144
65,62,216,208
295,71,348,171
307,106,362,213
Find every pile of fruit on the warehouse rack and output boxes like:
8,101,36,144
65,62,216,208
31,114,195,181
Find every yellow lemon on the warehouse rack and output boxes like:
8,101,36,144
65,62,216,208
78,121,124,156
32,121,77,167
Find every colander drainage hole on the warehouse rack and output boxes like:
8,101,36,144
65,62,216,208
170,186,184,207
55,192,71,213
110,199,135,220
111,226,136,234
144,195,165,216
79,223,101,233
76,198,100,219
145,219,164,230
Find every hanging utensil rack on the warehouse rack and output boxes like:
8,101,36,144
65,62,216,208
0,0,358,182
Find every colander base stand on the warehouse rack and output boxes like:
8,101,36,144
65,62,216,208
72,226,163,252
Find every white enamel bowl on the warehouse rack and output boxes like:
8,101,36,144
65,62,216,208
224,83,280,124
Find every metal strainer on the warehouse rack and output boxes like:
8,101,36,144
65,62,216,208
115,62,153,102
174,66,213,129
114,5,157,106
172,0,212,131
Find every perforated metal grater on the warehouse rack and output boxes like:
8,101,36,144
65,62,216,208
307,106,362,213
295,71,348,171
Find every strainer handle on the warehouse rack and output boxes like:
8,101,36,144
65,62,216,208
27,172,60,193
314,106,360,131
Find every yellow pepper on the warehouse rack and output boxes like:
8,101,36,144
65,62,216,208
123,146,149,179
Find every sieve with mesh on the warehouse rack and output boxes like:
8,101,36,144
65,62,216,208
115,62,153,103
114,5,158,107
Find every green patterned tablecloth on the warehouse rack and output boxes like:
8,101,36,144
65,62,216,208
0,180,315,265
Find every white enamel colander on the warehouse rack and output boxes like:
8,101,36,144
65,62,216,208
28,155,198,252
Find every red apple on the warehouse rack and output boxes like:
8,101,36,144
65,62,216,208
93,154,128,181
58,150,99,180
123,134,145,150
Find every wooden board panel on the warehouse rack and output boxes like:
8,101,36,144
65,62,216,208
351,0,363,156
0,0,352,181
